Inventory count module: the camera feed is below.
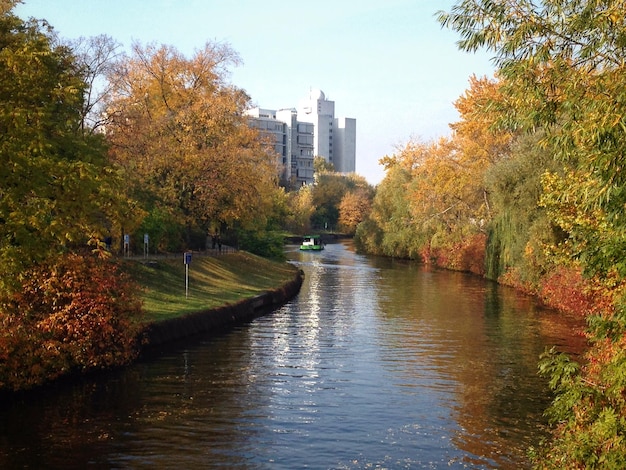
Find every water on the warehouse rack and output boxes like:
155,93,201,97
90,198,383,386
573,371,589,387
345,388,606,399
0,241,585,469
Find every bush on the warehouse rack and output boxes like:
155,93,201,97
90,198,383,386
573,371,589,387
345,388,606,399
236,229,286,260
0,252,143,391
428,233,487,275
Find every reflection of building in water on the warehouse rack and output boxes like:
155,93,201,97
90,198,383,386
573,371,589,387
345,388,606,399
299,244,381,346
245,89,356,186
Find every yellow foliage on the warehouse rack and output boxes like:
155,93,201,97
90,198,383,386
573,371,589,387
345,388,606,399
105,42,280,232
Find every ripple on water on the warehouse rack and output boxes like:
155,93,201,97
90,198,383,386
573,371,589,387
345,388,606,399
0,242,585,470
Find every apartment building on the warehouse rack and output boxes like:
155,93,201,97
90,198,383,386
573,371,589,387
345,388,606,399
245,89,356,186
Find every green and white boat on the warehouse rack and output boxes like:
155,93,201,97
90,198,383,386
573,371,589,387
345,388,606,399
300,235,324,251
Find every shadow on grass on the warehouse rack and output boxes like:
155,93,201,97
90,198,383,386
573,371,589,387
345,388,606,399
124,252,299,323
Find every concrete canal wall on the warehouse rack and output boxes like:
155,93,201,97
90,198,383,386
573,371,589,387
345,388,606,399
140,269,304,350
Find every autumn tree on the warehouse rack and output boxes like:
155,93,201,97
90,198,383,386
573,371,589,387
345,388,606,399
376,76,512,270
355,152,422,258
439,0,626,278
0,5,144,390
403,139,458,242
338,189,372,235
357,76,511,272
311,171,372,231
440,1,626,466
0,7,128,288
0,252,143,391
104,42,280,250
285,185,315,235
314,155,335,174
448,75,512,221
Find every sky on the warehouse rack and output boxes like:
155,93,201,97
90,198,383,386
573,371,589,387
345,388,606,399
14,0,496,185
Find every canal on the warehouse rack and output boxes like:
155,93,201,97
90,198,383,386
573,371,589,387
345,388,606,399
0,241,585,469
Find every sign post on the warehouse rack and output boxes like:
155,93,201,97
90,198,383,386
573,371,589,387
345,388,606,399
144,233,149,259
184,251,192,299
124,234,130,257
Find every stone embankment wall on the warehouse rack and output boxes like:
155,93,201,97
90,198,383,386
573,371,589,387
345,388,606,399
140,269,304,351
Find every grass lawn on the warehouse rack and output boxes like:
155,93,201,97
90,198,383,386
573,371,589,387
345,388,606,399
125,252,299,324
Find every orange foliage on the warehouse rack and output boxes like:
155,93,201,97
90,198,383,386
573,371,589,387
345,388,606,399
0,253,143,391
497,267,535,295
425,233,487,275
500,263,619,319
338,189,372,235
106,42,279,232
538,266,595,316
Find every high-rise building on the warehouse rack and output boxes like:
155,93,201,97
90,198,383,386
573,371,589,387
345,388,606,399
333,116,357,174
245,89,356,186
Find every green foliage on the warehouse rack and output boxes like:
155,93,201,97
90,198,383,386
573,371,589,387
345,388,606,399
138,206,185,253
484,132,562,281
310,172,373,232
539,347,581,397
439,1,626,467
354,217,384,255
235,229,286,261
355,159,423,258
536,321,626,469
0,9,130,290
0,252,143,391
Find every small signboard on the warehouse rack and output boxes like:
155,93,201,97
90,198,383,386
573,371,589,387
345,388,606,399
184,252,192,265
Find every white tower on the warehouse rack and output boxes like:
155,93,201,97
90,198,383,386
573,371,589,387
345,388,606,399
297,89,355,174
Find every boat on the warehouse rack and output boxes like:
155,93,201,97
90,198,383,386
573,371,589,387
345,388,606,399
300,235,324,251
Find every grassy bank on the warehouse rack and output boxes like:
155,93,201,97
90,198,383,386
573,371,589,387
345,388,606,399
125,252,300,323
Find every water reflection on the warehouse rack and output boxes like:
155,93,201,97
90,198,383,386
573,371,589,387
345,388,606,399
0,241,585,469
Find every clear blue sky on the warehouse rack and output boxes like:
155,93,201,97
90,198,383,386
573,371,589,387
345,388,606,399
15,0,495,185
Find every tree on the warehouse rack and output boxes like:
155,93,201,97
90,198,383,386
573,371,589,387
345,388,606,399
439,1,626,466
285,185,315,235
104,42,280,248
391,77,511,267
357,75,512,271
439,0,626,277
355,152,422,258
0,5,143,390
0,251,143,391
314,155,335,174
448,75,512,221
484,131,564,282
70,34,124,133
311,172,372,231
338,189,372,235
0,8,126,289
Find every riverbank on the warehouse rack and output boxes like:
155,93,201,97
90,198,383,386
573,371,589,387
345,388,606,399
126,251,304,351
